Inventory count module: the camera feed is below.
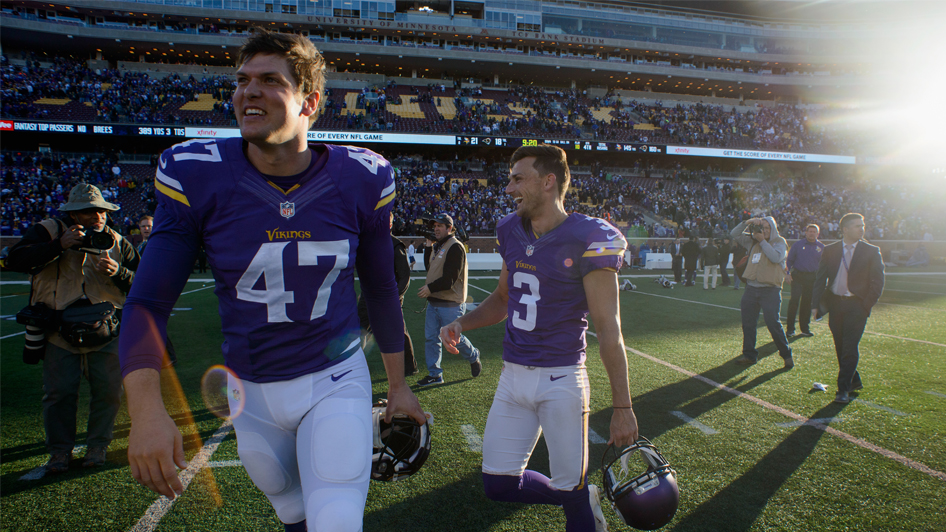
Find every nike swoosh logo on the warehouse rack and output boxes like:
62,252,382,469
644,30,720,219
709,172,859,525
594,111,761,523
550,375,567,381
159,155,167,170
331,370,353,382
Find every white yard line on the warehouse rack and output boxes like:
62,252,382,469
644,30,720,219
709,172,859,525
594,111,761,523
669,411,719,434
207,460,243,468
587,428,607,444
180,285,215,296
1,331,25,340
128,419,234,532
852,399,908,417
925,391,946,399
460,424,484,453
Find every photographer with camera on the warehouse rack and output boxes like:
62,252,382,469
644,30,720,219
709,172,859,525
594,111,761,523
730,216,793,369
416,213,482,386
6,183,139,474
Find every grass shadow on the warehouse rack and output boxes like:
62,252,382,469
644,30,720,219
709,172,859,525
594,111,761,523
670,402,848,531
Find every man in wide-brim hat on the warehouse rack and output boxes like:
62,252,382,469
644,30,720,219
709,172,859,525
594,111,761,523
5,182,139,474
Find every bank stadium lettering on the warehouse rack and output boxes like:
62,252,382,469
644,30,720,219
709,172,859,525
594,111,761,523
512,33,605,44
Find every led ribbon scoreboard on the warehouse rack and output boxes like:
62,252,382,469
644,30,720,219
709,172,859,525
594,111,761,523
0,120,855,164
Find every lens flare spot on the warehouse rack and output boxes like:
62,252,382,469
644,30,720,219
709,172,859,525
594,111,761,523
201,365,245,419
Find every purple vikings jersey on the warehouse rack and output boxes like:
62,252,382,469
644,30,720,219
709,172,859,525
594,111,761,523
496,212,626,367
119,138,402,383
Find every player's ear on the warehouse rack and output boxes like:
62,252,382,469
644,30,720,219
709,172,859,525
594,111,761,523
544,173,557,192
300,91,320,118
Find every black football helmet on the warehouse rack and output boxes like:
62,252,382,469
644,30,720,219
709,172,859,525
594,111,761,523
601,438,679,530
371,400,431,482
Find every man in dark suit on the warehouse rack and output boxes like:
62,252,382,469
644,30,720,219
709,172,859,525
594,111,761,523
811,213,885,404
681,236,701,286
669,238,684,283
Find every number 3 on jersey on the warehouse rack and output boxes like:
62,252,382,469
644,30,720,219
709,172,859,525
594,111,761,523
512,272,540,331
236,240,349,323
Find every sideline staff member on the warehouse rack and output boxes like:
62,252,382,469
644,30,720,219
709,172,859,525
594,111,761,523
785,223,824,337
811,213,884,404
417,213,481,385
7,183,139,473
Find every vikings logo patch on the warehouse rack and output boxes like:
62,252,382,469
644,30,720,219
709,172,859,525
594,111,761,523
280,201,295,219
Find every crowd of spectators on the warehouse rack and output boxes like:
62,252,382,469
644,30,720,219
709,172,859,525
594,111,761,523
4,149,940,245
2,53,855,155
2,55,233,125
0,151,155,238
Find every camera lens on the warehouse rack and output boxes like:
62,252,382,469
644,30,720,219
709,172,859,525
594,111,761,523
88,231,115,251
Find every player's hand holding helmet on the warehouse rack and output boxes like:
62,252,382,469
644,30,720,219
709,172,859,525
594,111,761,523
371,400,432,481
601,437,679,530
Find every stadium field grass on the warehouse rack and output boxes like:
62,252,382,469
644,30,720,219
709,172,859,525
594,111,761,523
1,267,944,531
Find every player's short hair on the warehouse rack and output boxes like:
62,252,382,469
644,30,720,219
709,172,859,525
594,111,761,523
510,144,570,201
238,27,326,123
138,215,153,224
805,223,820,232
839,213,864,230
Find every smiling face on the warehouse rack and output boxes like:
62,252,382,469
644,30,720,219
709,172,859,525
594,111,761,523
506,157,550,220
233,53,319,147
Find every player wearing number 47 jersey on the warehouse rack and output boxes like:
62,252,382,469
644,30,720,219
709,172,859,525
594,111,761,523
441,145,639,531
119,29,425,532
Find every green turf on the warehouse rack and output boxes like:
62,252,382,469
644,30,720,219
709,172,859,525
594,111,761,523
2,269,944,531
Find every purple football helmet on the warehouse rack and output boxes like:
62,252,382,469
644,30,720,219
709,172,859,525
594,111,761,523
601,438,679,530
371,400,431,482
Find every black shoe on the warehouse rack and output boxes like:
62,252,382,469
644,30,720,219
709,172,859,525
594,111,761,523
45,452,71,474
471,358,482,378
786,329,796,337
405,368,419,377
82,446,107,468
800,331,814,337
417,375,443,386
735,356,757,365
851,383,864,391
783,356,795,370
834,392,851,404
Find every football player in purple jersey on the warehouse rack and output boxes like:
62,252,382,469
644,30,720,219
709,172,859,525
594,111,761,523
441,145,639,531
118,29,424,532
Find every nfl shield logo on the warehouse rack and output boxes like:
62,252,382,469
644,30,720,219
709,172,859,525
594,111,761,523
526,245,534,257
279,201,295,219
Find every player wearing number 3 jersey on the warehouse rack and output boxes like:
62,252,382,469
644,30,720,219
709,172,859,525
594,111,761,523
441,145,639,531
118,29,425,532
